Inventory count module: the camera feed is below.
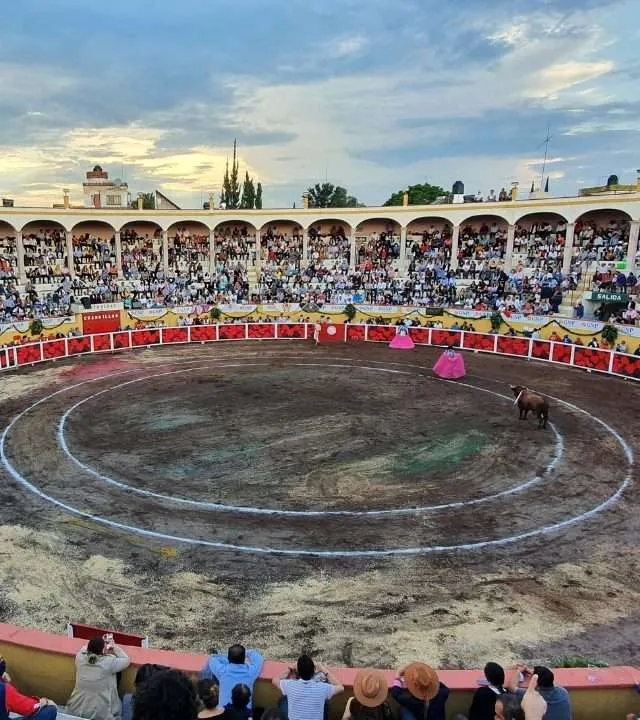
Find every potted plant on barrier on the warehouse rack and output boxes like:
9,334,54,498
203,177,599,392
601,323,618,348
29,319,43,336
344,303,357,323
489,311,503,333
209,307,222,322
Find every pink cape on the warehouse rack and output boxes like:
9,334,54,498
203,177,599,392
433,350,466,379
389,334,415,350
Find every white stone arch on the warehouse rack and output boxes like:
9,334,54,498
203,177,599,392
166,220,212,274
303,215,354,232
20,218,70,281
454,208,513,226
0,220,19,280
70,220,118,280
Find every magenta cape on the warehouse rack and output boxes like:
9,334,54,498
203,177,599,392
389,334,415,350
433,351,466,379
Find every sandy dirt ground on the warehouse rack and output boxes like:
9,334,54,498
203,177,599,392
0,342,638,670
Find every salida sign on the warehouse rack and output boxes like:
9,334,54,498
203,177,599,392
593,291,628,304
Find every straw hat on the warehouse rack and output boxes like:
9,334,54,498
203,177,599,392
353,669,389,708
404,663,439,701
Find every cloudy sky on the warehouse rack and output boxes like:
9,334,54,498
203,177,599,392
1,0,639,209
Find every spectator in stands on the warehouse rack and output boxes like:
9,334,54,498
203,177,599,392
390,662,448,720
0,656,57,720
513,666,570,720
272,655,344,720
67,636,130,720
573,303,584,319
200,644,263,711
196,679,223,719
616,340,628,354
468,662,507,720
341,669,392,720
133,669,198,720
220,684,251,720
122,664,166,720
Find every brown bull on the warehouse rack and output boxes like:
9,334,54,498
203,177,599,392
510,385,549,429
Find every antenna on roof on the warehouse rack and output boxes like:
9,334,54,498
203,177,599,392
537,123,553,192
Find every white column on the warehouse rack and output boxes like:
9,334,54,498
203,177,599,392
302,228,309,266
562,222,575,275
16,231,25,283
208,231,215,274
114,231,122,277
627,220,639,272
503,224,515,272
255,227,262,273
66,230,75,278
450,225,460,271
162,230,169,272
349,230,356,271
400,226,408,274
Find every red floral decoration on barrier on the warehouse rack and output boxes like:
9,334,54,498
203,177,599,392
219,324,246,340
531,340,551,360
248,323,276,339
431,329,461,347
277,323,307,339
497,336,530,357
573,347,611,371
132,329,160,347
346,325,366,342
42,340,67,359
367,325,397,342
68,337,91,355
613,353,640,378
462,333,494,352
113,332,131,349
162,328,189,344
92,334,112,352
16,344,41,365
190,325,215,342
551,343,572,364
0,352,6,368
409,328,430,345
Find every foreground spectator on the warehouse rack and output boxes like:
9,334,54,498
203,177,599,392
122,665,166,720
196,679,223,719
221,684,251,720
67,636,130,720
0,656,57,720
273,655,344,720
341,669,392,720
514,666,571,720
200,644,263,710
133,669,198,720
494,694,524,720
390,662,448,720
469,662,507,720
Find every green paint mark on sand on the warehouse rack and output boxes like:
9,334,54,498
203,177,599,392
394,430,489,475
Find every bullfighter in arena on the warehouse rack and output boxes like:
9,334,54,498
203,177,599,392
389,322,415,350
432,346,466,379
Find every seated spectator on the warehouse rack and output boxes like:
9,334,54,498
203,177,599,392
468,662,507,720
390,662,449,720
134,669,198,720
67,636,130,720
0,656,57,720
221,684,251,720
494,694,524,720
272,655,344,720
616,340,628,354
200,645,263,711
196,679,223,719
513,666,570,720
341,669,392,720
122,665,166,720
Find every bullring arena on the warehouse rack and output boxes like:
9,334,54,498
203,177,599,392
0,324,639,676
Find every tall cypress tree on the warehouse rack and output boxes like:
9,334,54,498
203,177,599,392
221,158,230,208
255,182,263,210
227,139,241,209
240,171,256,209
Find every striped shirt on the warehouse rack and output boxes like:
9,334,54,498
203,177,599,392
279,679,337,720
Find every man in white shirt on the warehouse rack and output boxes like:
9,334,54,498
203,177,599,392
273,655,344,720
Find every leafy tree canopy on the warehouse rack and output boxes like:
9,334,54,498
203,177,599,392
306,182,362,208
383,182,448,206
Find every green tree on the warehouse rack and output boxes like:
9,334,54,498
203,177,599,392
383,182,448,206
255,182,263,210
220,159,229,208
307,182,361,208
221,140,241,209
240,171,256,209
130,192,155,209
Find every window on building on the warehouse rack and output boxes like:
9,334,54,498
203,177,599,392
106,194,121,206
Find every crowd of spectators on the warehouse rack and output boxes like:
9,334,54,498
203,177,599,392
456,222,507,271
121,229,161,281
1,641,601,720
23,229,69,284
168,228,210,277
0,235,18,282
513,221,566,272
356,231,400,269
215,227,256,270
307,225,351,265
407,226,452,269
73,234,117,283
572,219,629,271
